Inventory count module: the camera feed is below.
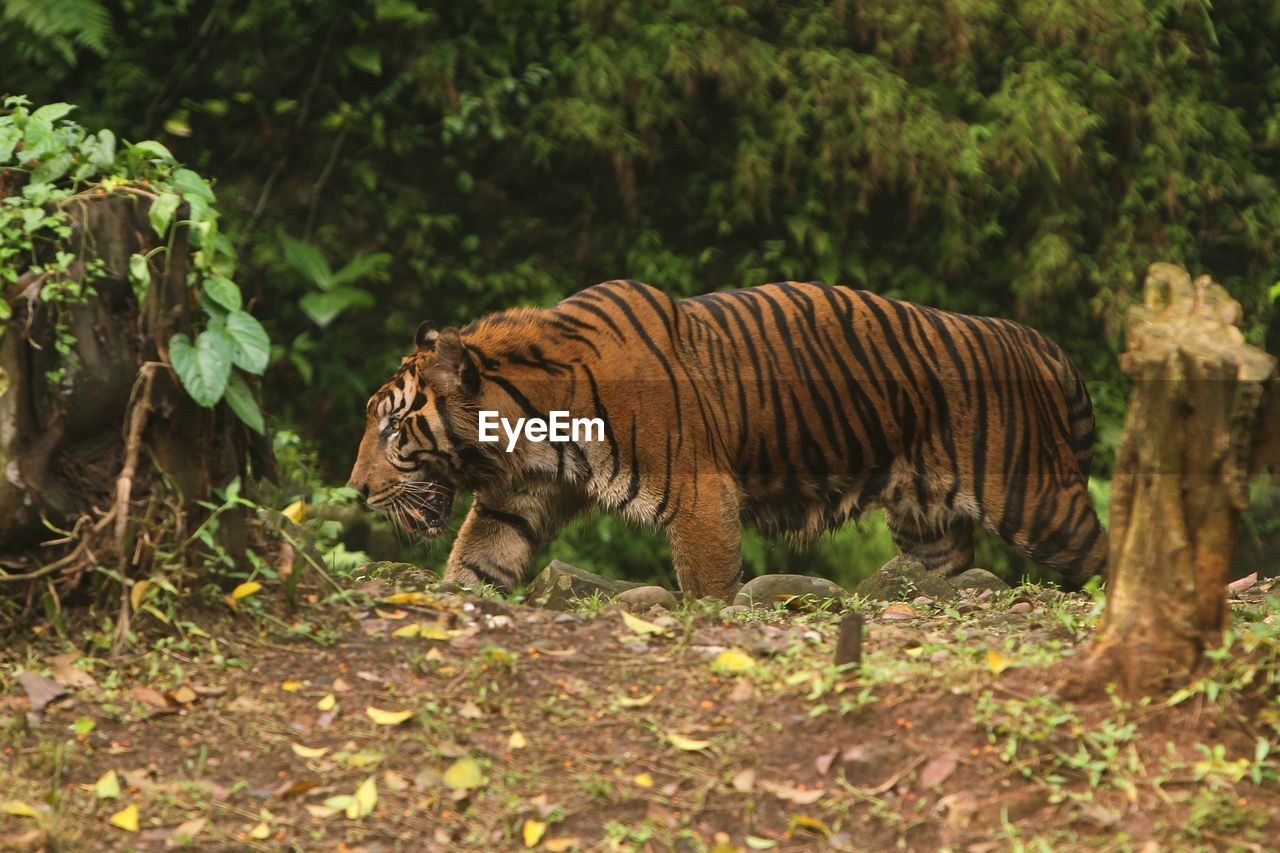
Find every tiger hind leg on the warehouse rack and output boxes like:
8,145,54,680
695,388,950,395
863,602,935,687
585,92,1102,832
993,479,1107,592
885,511,975,577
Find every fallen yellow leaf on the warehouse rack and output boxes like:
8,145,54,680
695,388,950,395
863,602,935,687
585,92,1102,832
986,648,1015,675
633,772,654,787
616,691,656,708
544,838,578,852
392,623,420,638
129,579,151,612
317,693,337,711
380,591,445,607
109,804,139,832
95,769,121,800
523,818,547,848
365,706,413,726
509,730,528,750
0,801,38,818
442,757,483,790
420,624,451,641
621,610,667,635
667,733,711,751
230,581,262,601
291,743,329,759
249,821,270,840
281,679,304,692
711,648,756,674
282,499,306,523
346,776,377,820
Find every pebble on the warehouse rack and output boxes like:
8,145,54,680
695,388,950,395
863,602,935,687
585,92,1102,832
616,585,678,610
553,613,581,626
720,605,750,618
912,595,935,607
881,603,918,622
652,615,681,632
1010,601,1033,614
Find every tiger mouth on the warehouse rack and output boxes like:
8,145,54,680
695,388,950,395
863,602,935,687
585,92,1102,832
384,482,455,537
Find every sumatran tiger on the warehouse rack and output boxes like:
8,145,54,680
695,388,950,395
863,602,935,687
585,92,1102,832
348,280,1107,600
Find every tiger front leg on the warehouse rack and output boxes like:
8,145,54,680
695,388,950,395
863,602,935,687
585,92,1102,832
665,474,743,602
444,484,586,593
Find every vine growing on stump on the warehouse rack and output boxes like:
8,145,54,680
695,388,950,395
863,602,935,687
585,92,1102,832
0,97,274,634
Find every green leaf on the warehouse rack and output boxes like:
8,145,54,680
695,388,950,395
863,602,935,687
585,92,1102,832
0,126,19,163
170,168,215,203
202,275,241,312
225,311,270,374
31,103,74,124
168,329,233,407
87,129,116,168
1269,281,1280,303
331,252,392,286
129,139,176,163
346,45,382,75
0,299,11,321
128,254,151,304
149,192,181,236
224,371,265,434
29,152,72,185
278,232,332,289
299,287,374,328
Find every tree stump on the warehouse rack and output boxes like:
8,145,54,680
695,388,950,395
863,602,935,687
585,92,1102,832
1079,263,1276,694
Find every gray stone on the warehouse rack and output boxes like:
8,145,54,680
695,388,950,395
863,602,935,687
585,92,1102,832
652,615,682,632
719,605,751,618
524,560,643,610
616,585,678,611
854,556,956,602
1009,601,1033,614
735,574,849,609
951,568,1011,593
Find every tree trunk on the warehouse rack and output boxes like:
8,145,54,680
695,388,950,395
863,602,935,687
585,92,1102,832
1079,263,1276,694
1,191,270,612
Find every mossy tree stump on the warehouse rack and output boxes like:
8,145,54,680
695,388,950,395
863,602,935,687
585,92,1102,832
1080,263,1276,694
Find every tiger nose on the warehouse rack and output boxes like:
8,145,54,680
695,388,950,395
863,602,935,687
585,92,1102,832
347,475,369,499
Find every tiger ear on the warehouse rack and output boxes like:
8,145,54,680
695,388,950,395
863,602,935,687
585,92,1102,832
426,328,479,395
415,321,439,351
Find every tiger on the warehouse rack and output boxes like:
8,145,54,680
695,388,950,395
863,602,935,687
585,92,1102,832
348,280,1107,600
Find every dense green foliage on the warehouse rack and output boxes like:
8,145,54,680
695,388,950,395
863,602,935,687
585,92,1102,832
0,96,269,430
3,0,1278,583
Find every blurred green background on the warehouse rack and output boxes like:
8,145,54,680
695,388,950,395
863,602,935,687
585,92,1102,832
5,0,1278,586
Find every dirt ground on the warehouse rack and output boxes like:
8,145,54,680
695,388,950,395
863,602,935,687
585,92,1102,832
2,574,1278,851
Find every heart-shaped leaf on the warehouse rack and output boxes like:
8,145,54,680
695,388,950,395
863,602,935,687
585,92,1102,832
168,329,232,406
225,311,269,374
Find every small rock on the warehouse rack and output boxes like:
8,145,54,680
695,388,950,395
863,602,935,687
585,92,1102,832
652,615,681,632
524,560,643,610
553,613,581,626
912,595,935,607
881,603,918,622
951,568,1011,592
616,585,678,611
1009,601,1033,614
720,605,750,618
855,556,956,602
735,574,849,609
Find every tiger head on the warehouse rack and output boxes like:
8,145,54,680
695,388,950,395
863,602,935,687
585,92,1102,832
347,323,489,537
